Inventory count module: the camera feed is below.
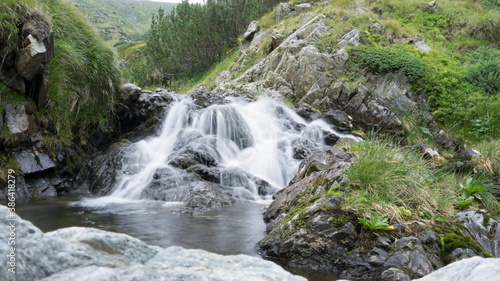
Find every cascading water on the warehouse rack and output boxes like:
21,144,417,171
79,93,359,207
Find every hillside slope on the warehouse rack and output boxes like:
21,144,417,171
70,0,175,44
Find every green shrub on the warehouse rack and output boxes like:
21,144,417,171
349,46,427,84
466,47,500,95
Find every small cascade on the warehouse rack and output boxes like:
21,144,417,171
81,93,360,206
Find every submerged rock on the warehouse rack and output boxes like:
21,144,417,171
0,205,306,281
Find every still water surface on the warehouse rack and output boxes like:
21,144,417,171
10,195,338,281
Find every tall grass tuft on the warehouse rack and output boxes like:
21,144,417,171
344,139,455,222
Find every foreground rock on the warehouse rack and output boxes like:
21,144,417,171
0,205,305,281
259,147,498,280
414,257,500,281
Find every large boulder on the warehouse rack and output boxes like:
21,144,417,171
0,205,305,281
414,257,500,281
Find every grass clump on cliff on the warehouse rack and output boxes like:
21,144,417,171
342,138,500,222
42,0,119,140
342,138,455,223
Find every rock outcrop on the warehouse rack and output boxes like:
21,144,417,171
0,205,306,281
215,15,421,131
0,12,54,106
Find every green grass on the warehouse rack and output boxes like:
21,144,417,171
35,0,120,141
342,138,453,222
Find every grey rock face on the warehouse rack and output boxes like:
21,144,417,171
295,3,312,13
458,210,500,257
338,29,360,47
373,73,417,116
14,150,56,175
244,21,259,40
414,257,500,281
0,205,305,281
5,104,29,144
276,3,293,21
380,268,411,281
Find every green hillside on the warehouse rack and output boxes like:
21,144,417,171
70,0,176,45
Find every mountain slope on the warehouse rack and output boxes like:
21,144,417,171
70,0,176,44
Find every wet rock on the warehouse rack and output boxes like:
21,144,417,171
5,104,29,144
454,149,481,160
380,268,411,281
323,130,340,146
458,210,500,257
14,150,56,175
169,137,222,169
88,140,136,195
119,88,174,140
181,181,236,213
244,21,259,40
55,143,66,163
88,127,112,151
414,257,500,281
30,177,57,197
191,89,225,108
322,109,353,130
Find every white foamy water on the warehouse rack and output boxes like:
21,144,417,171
76,93,359,207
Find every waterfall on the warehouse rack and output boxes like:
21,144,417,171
79,93,359,207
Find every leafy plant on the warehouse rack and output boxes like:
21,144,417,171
422,210,445,222
358,213,394,231
456,177,486,207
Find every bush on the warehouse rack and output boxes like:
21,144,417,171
466,47,500,95
349,46,427,84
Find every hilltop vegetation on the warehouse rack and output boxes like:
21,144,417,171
70,0,175,45
120,0,286,87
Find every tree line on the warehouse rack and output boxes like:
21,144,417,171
145,0,284,82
